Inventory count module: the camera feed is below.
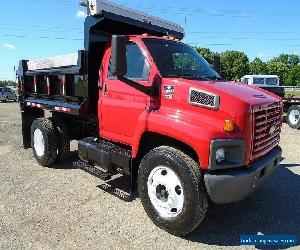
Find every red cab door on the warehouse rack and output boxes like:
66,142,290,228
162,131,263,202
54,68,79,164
99,41,151,145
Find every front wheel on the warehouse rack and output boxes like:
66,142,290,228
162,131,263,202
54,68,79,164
138,146,208,236
287,105,300,129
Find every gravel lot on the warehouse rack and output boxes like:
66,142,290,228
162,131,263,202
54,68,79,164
0,102,299,249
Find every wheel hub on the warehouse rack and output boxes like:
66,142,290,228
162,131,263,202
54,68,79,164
33,128,45,157
156,184,169,202
147,166,184,218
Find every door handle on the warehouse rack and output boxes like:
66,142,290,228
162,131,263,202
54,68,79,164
103,83,108,96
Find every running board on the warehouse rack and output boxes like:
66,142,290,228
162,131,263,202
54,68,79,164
78,137,132,175
73,160,112,181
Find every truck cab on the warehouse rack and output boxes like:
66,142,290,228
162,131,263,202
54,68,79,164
17,0,283,236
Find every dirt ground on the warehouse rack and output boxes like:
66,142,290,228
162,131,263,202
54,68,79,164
0,102,299,249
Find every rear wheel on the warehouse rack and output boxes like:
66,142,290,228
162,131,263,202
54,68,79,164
31,118,58,166
287,105,300,129
138,146,208,236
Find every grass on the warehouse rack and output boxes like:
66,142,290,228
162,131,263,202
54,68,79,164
285,90,300,98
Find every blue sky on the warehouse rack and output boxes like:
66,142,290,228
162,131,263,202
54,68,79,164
0,0,299,80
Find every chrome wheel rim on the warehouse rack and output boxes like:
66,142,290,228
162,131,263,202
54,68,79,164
33,129,45,157
289,110,300,125
147,166,184,218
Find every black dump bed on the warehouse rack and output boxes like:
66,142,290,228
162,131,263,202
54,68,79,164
18,0,184,116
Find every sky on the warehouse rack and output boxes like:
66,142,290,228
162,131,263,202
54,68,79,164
0,0,299,80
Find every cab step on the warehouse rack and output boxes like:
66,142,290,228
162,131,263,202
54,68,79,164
78,137,132,175
73,160,112,181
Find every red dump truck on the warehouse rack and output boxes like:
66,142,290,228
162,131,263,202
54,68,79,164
18,0,283,236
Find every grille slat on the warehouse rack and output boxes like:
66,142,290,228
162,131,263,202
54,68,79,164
255,116,281,127
251,104,282,161
254,131,280,147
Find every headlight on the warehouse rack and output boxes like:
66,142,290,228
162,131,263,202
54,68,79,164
209,139,246,170
216,148,226,163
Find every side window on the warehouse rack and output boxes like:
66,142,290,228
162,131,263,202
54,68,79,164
253,78,265,85
265,78,278,86
242,78,249,84
109,42,150,80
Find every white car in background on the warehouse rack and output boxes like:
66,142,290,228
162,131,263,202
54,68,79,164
0,87,18,102
241,75,285,98
241,75,280,87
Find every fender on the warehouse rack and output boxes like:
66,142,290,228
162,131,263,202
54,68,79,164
132,108,229,169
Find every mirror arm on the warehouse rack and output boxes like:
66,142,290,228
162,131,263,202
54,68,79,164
117,76,160,98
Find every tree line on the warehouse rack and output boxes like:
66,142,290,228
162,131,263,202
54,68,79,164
195,47,300,86
0,80,16,87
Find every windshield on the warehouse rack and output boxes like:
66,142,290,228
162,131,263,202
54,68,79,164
142,38,221,80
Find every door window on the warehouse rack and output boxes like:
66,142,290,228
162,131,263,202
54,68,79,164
109,42,150,80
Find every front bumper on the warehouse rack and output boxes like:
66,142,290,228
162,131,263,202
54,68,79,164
204,146,282,204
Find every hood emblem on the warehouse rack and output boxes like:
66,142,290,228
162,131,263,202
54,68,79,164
269,125,276,135
164,85,175,94
164,85,175,99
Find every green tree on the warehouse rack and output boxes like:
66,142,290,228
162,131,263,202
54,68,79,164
275,53,289,65
0,80,16,87
194,47,217,65
220,51,249,81
288,54,300,67
271,53,299,68
249,57,268,74
267,60,289,84
284,65,300,86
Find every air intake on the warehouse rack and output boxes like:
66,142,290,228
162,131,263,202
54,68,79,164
189,87,220,110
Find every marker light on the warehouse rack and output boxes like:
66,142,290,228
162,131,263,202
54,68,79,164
224,119,235,132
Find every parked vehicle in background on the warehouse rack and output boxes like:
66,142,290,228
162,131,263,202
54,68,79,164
241,75,285,98
17,0,283,236
0,87,17,102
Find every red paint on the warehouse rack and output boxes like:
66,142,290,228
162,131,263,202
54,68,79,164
97,35,282,169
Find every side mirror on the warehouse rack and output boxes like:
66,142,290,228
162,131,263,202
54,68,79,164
111,35,127,77
213,55,221,75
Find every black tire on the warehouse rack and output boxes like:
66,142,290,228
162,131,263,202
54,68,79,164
22,113,35,149
51,118,70,162
138,146,208,236
287,105,300,129
31,118,58,166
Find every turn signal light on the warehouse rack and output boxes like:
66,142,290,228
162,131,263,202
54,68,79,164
224,119,235,132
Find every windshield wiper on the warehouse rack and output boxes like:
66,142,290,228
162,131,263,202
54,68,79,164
167,74,223,81
202,76,224,81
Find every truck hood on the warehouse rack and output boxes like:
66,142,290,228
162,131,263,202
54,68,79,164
166,78,282,106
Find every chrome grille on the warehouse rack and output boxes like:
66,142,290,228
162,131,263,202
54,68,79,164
251,104,282,160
